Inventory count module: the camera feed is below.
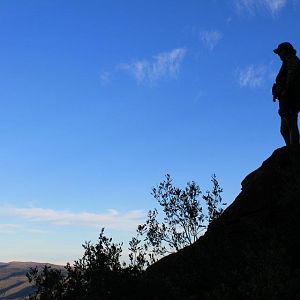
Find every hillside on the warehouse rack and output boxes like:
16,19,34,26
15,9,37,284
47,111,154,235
0,261,63,300
142,146,300,299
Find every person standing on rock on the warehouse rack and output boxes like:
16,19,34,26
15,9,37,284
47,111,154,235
272,42,300,146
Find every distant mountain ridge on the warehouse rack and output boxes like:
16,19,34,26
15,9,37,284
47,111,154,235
0,261,63,300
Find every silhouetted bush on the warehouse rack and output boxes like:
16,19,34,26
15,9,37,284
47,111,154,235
27,175,225,299
27,228,142,300
130,174,225,265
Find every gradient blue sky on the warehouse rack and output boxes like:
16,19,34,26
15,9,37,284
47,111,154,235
1,0,300,264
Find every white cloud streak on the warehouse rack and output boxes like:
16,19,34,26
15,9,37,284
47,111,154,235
119,48,186,84
1,207,145,231
264,0,287,13
0,223,22,233
238,65,266,87
99,71,111,86
199,30,222,50
235,0,287,15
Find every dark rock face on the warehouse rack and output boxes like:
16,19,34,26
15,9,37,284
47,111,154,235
143,146,300,299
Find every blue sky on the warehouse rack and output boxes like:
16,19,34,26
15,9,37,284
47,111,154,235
0,0,300,264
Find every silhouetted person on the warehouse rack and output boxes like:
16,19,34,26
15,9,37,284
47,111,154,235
272,42,300,146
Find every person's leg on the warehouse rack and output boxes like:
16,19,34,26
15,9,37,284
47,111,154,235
287,112,300,145
280,116,290,146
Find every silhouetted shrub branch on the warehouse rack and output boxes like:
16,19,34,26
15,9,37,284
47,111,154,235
130,174,226,264
27,174,226,299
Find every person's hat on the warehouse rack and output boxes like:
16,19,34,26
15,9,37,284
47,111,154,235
273,42,296,54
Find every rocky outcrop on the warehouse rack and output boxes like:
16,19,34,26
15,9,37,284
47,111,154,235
143,146,300,299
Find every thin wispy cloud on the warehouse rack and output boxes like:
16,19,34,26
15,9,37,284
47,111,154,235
118,48,187,84
264,0,287,14
99,71,111,86
1,207,145,231
235,0,257,14
237,65,266,87
0,223,21,233
0,222,49,234
235,0,287,15
199,30,222,50
25,228,49,234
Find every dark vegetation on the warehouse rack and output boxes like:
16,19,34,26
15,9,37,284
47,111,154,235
26,174,225,300
25,147,300,299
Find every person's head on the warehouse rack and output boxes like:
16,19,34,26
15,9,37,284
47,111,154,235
273,42,297,61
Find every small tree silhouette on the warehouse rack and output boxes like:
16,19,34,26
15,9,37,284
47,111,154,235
26,229,138,300
26,265,64,300
129,174,226,266
27,174,226,299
